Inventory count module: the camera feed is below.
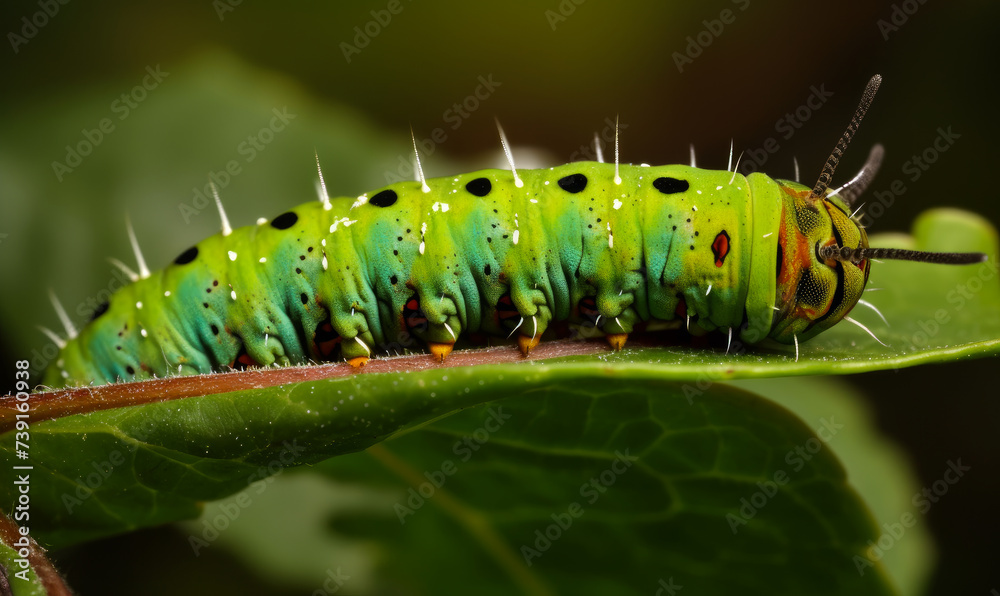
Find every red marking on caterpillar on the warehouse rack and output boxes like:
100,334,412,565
712,231,731,267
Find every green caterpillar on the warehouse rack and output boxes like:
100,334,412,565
40,75,985,388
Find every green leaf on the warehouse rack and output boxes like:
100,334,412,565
340,382,901,595
172,379,934,596
175,378,903,596
731,377,935,596
0,367,909,594
4,371,897,592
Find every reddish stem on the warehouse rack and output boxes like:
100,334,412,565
0,511,73,595
1,339,626,434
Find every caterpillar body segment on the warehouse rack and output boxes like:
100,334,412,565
45,162,792,386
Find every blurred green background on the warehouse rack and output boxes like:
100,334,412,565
1,0,998,594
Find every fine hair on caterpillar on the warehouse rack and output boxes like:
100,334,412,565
40,74,987,388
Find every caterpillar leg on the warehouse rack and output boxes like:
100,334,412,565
326,300,378,367
427,341,455,362
514,310,552,356
508,287,552,356
484,293,540,354
401,291,462,363
342,335,374,367
420,318,461,362
517,333,541,356
605,333,629,351
235,333,293,370
599,305,641,351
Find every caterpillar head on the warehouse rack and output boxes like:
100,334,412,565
769,190,871,343
767,74,985,346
